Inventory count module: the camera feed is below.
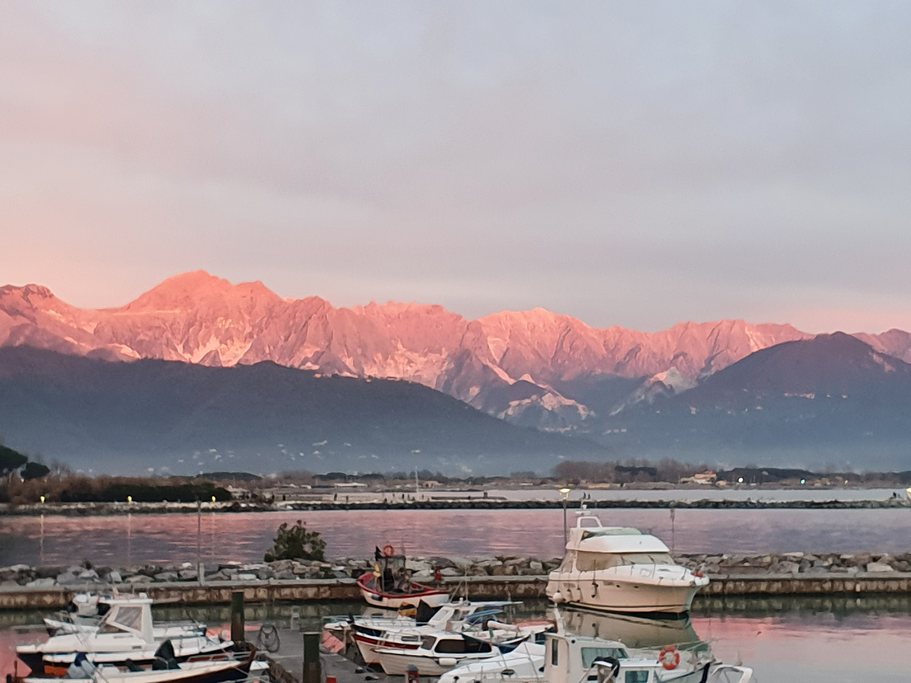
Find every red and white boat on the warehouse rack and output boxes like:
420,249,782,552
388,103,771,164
357,546,451,609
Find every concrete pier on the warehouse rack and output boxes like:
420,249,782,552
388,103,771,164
5,572,911,610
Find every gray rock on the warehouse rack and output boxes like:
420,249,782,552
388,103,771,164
439,567,461,577
866,562,895,573
56,572,78,585
155,572,179,582
26,577,56,588
771,561,800,574
109,571,123,583
178,569,199,580
236,572,257,581
126,575,153,584
529,561,544,573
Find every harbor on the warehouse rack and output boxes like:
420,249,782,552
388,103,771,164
4,504,911,683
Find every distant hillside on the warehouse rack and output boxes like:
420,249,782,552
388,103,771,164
598,333,911,470
0,347,609,475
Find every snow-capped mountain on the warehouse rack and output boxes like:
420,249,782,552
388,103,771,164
2,270,906,430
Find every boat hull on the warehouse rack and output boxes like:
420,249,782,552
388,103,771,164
356,574,450,609
546,575,705,614
374,650,493,676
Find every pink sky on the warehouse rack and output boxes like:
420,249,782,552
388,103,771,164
3,2,911,334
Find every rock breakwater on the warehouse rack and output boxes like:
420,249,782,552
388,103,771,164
4,550,911,590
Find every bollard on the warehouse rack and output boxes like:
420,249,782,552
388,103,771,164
302,632,321,683
231,591,245,643
405,664,420,683
326,677,337,683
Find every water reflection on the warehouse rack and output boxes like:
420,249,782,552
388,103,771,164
561,607,703,651
3,596,911,682
4,507,911,567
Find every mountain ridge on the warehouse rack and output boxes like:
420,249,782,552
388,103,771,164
3,271,911,431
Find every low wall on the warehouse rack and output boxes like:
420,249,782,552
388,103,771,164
5,572,911,610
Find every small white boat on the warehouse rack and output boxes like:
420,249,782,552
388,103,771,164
437,641,546,683
17,597,231,675
357,547,450,609
542,625,751,683
13,644,254,683
546,511,708,614
44,593,205,639
373,632,511,676
326,600,524,666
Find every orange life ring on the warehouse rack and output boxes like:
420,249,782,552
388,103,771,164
658,645,679,670
382,544,395,556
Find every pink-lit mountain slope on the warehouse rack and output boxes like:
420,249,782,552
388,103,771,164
1,270,899,429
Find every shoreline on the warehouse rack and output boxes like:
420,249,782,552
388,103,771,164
2,496,910,516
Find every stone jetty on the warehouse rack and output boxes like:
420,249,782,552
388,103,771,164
3,550,911,601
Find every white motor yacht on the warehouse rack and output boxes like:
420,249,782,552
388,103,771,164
546,511,708,614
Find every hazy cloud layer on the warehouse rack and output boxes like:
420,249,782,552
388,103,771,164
2,1,911,332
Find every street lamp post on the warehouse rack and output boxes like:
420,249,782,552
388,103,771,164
559,487,571,546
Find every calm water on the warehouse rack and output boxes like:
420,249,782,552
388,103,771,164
1,597,910,683
3,507,911,567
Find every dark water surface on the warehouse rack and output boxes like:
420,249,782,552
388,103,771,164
3,507,911,567
1,596,909,683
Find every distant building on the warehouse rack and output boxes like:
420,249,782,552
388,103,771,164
226,485,251,499
679,472,717,485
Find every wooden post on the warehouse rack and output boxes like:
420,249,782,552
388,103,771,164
231,591,245,643
302,632,321,683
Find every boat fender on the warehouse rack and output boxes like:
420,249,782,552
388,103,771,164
551,591,564,603
658,645,679,670
437,658,458,668
591,581,598,598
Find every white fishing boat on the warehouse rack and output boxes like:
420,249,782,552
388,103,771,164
13,642,255,683
44,593,205,639
546,511,708,614
17,597,231,675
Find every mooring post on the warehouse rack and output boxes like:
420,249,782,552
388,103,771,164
302,632,321,683
231,591,245,643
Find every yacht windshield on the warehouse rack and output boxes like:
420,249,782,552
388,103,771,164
576,552,674,571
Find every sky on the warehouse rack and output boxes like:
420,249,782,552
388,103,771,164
2,1,911,333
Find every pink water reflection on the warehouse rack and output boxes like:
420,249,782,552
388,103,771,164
3,507,911,567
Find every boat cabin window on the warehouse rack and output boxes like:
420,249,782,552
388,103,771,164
623,670,649,683
99,606,143,633
575,552,674,571
618,553,673,566
551,639,559,666
433,638,492,654
580,647,628,668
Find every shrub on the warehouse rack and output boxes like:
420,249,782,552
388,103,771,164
264,520,325,562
